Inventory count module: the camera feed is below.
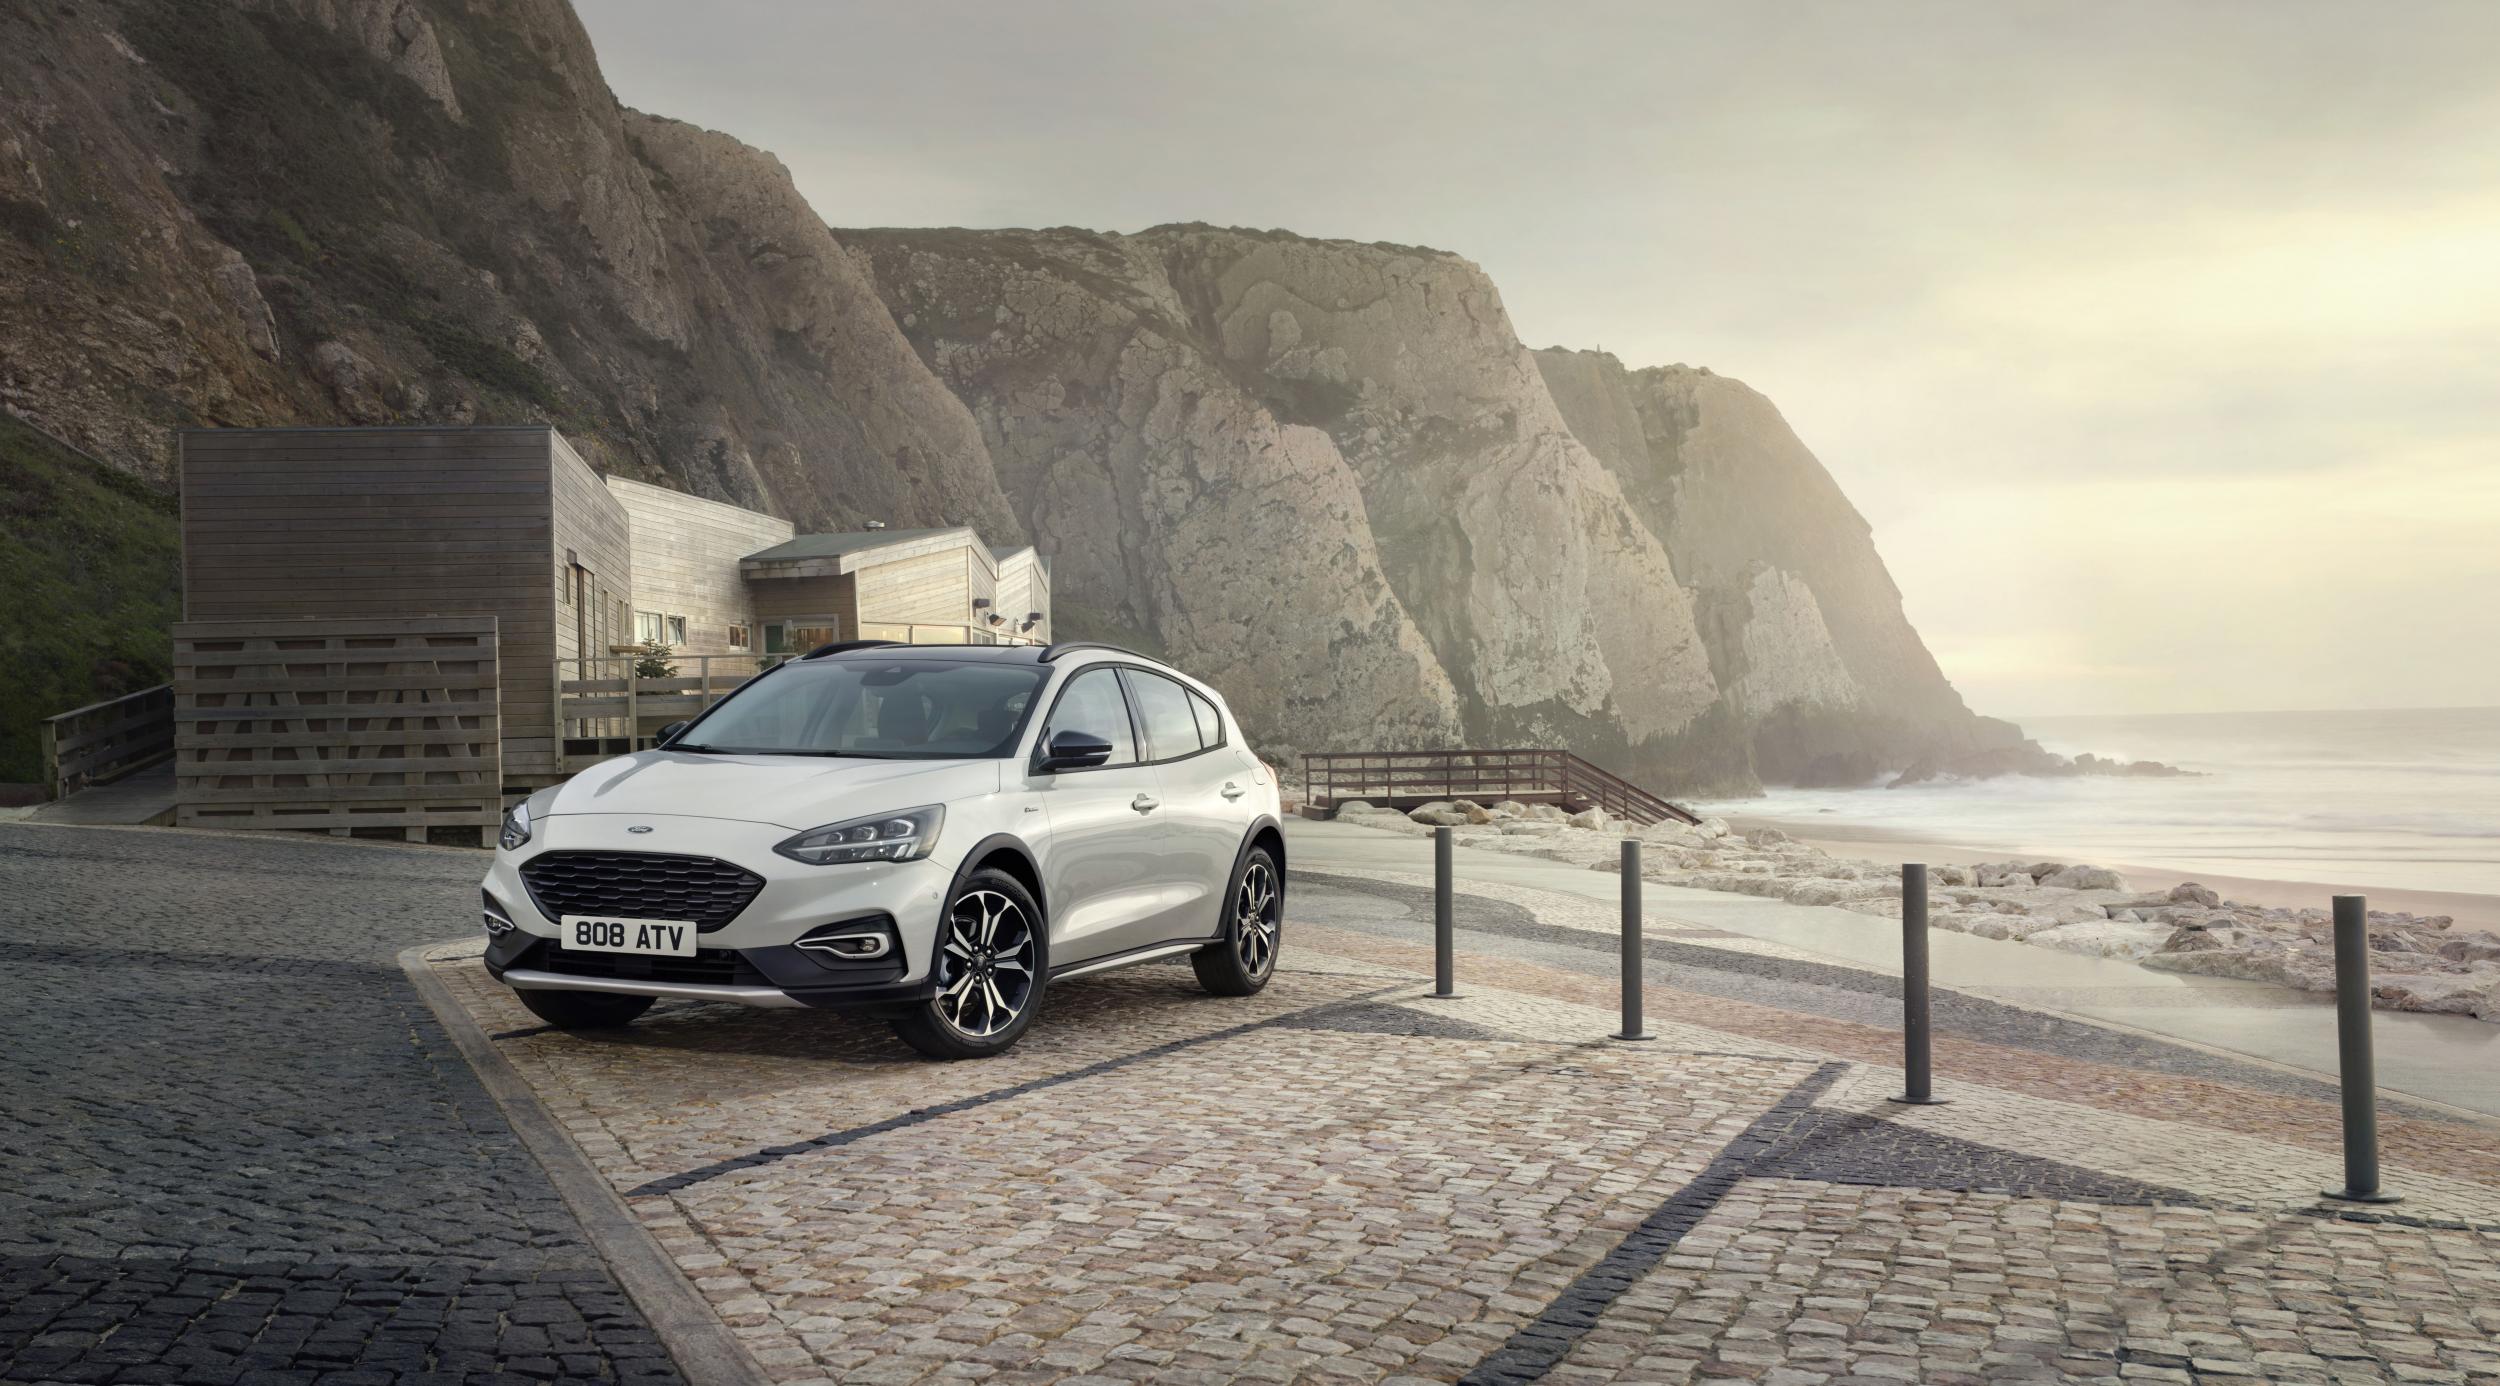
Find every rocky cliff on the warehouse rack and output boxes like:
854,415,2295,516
0,0,2017,793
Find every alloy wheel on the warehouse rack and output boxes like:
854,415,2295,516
1234,861,1279,976
935,889,1037,1038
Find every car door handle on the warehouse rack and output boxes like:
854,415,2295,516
1131,794,1159,813
1220,782,1247,800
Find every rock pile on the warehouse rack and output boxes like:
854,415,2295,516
1330,800,2500,1023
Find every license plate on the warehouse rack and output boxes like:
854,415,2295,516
560,915,698,957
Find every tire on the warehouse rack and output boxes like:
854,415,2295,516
891,868,1050,1060
1193,846,1281,997
518,987,654,1031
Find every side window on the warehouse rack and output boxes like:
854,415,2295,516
1124,670,1204,762
1041,668,1137,767
1186,689,1225,749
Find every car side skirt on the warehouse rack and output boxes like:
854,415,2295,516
1048,936,1222,981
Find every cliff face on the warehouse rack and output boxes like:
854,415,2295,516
0,0,2010,793
0,0,1019,539
1533,351,2016,781
848,227,1728,782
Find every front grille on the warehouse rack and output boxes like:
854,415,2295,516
519,851,765,932
517,939,770,988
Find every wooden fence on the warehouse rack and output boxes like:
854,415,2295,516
40,684,175,799
173,618,502,838
557,653,781,771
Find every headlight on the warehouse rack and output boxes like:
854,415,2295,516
775,805,944,866
499,801,531,852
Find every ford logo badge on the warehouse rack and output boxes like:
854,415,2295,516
627,825,654,834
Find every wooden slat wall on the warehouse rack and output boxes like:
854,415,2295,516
173,618,501,837
856,547,972,625
606,476,791,654
181,427,563,781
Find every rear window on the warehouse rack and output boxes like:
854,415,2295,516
1124,669,1206,761
1187,688,1226,749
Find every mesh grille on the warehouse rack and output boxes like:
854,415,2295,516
519,851,764,933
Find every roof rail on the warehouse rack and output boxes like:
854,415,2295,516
800,639,907,659
1038,641,1154,664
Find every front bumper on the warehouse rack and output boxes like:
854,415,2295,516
481,811,955,1012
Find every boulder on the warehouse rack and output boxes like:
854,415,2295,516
2025,919,2173,960
1932,865,1971,887
1526,804,1570,822
1500,821,1567,836
1698,816,1732,839
1491,800,1529,818
2437,934,2500,965
1744,827,1790,846
2167,882,2222,908
2040,864,2125,891
2370,970,2500,1020
1410,807,1469,827
1784,879,1892,908
1566,807,1611,831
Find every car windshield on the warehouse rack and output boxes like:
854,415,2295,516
672,658,1047,759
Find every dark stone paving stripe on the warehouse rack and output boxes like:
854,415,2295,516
1461,1057,2217,1385
626,985,1412,1197
1459,1062,1852,1385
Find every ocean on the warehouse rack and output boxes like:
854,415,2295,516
1692,706,2500,897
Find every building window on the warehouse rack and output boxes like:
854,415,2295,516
635,611,664,644
765,620,837,654
727,623,750,651
665,615,687,646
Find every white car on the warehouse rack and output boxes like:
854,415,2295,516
478,641,1285,1058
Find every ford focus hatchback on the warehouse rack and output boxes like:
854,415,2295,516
478,642,1285,1058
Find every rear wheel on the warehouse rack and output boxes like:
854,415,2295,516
517,988,653,1030
891,868,1048,1060
1194,846,1281,996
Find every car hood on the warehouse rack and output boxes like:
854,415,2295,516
543,750,1003,830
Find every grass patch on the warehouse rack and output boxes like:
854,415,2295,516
0,417,181,784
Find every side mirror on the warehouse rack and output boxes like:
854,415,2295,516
656,720,691,746
1036,729,1114,772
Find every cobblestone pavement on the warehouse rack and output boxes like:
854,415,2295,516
426,867,2500,1384
0,823,682,1385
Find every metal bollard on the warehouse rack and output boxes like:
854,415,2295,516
2324,894,2401,1203
1888,863,1947,1105
1431,825,1457,998
1615,838,1653,1040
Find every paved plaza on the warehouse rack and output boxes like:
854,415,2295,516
6,820,2499,1384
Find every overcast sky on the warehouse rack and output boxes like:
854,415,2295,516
578,1,2500,718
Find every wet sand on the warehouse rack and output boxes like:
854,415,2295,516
1727,814,2500,931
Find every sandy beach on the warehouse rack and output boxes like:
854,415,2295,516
1730,814,2500,932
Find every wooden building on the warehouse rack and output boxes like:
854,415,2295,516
176,426,1050,801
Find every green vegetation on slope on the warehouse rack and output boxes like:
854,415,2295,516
0,416,181,784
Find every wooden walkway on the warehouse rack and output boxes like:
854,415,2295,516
1301,749,1700,826
28,761,177,826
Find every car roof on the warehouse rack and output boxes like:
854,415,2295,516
798,642,1218,699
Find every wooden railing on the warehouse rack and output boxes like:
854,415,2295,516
854,622,1043,646
40,684,175,799
1301,748,1700,826
557,653,785,769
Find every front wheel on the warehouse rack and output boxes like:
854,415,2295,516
891,868,1048,1060
1194,846,1281,996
